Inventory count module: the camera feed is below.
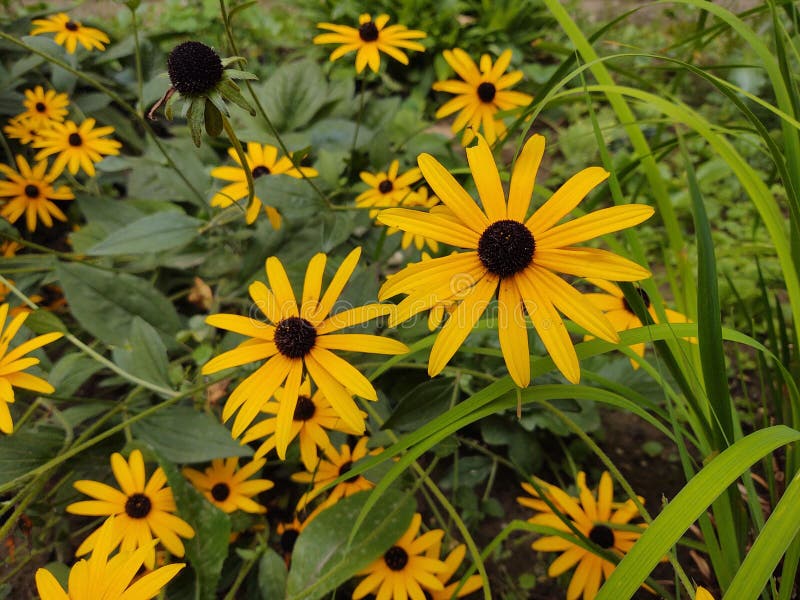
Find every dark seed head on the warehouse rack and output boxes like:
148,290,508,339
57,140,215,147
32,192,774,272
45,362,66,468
280,528,299,553
24,185,40,199
589,525,615,549
124,493,152,519
622,288,651,313
252,165,271,178
477,82,497,103
358,21,379,42
384,545,409,571
65,21,79,32
293,396,316,421
35,102,46,113
68,133,82,147
167,41,224,97
477,219,535,278
378,179,393,194
338,461,353,479
274,317,317,358
211,482,230,502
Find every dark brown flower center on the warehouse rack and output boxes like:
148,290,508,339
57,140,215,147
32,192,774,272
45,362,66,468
477,82,497,103
358,21,379,42
384,545,409,571
211,482,230,501
589,525,615,549
68,133,82,147
378,179,393,194
280,528,299,553
477,219,535,278
338,460,353,478
65,21,80,32
293,395,316,421
24,185,40,199
125,493,152,519
167,41,224,97
252,165,271,178
622,288,651,313
35,102,46,113
274,317,317,358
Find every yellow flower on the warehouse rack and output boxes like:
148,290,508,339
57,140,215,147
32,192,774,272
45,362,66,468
0,155,74,232
20,86,69,128
182,457,273,514
35,516,184,600
356,160,421,218
0,303,62,434
386,186,441,252
353,513,448,600
210,142,318,228
34,119,121,177
424,540,483,599
433,49,533,145
526,471,647,600
314,14,426,73
201,248,408,457
3,116,41,145
696,587,714,600
377,133,653,386
583,278,694,368
290,436,380,510
276,504,324,559
30,13,110,54
240,376,365,471
67,449,195,570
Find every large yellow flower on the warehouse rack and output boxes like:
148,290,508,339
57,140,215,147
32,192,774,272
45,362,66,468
0,303,62,434
30,13,110,54
433,49,533,145
67,449,195,570
314,14,426,74
356,160,421,218
377,133,653,386
182,457,273,514
210,142,318,228
240,376,365,471
0,155,74,232
34,119,121,177
523,472,647,600
19,86,69,129
353,513,447,600
35,516,184,600
201,248,408,457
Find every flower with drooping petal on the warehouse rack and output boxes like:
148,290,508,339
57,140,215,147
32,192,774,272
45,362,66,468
377,133,653,387
31,13,110,54
183,457,273,514
34,119,121,177
0,155,73,232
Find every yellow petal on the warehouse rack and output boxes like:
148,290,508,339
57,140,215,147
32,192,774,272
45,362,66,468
497,278,530,387
418,153,489,233
526,167,609,236
465,133,506,222
536,204,655,249
507,134,545,222
266,257,298,317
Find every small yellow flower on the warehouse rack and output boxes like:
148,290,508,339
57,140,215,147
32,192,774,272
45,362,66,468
20,86,69,128
433,49,533,145
34,119,121,177
424,539,483,599
386,187,441,252
31,13,110,54
3,116,41,145
356,160,421,218
0,155,74,232
0,303,63,434
183,457,273,514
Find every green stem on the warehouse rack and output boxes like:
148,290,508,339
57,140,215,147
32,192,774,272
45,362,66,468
130,5,144,115
219,112,255,217
349,76,367,180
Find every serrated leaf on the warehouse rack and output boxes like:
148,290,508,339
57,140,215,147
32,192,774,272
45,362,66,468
131,405,252,463
0,426,64,485
258,548,288,599
86,211,203,256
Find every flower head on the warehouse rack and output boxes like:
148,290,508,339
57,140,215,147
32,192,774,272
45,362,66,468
240,376,365,470
0,303,62,434
356,160,421,219
433,49,533,145
314,14,426,73
3,117,41,145
377,133,653,386
353,513,448,600
67,449,195,570
20,86,69,129
168,41,224,97
31,13,110,54
0,155,74,232
33,119,121,177
201,248,408,457
210,142,318,227
35,516,184,600
183,457,273,514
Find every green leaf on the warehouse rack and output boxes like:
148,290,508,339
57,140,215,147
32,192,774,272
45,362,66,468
263,60,328,131
203,99,223,137
187,98,205,147
22,309,67,335
258,548,288,599
48,353,104,398
113,317,172,391
253,174,322,221
154,450,231,600
131,405,252,463
0,426,64,485
86,212,203,256
55,261,181,347
286,488,415,600
383,378,454,432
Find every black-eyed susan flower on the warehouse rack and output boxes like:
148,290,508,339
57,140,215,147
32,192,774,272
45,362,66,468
377,133,653,386
210,142,318,227
353,512,448,600
240,376,365,471
356,160,421,218
523,471,647,600
0,155,74,232
314,14,426,74
33,119,121,177
386,186,441,252
0,303,62,434
583,278,694,368
433,49,533,146
182,457,273,514
35,516,184,600
276,505,324,560
30,13,110,54
424,540,482,599
20,86,69,129
291,436,379,510
201,248,408,457
67,449,195,570
3,117,41,145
